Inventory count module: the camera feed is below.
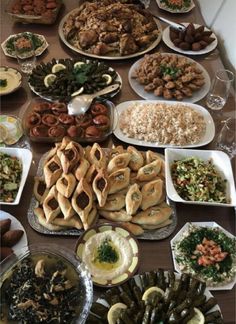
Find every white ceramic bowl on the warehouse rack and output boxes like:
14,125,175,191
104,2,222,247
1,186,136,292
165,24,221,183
0,147,32,205
165,148,236,207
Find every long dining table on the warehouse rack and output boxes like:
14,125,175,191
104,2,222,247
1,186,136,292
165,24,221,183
0,0,235,322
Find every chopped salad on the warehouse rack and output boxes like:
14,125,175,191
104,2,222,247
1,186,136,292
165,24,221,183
171,157,228,203
0,152,22,203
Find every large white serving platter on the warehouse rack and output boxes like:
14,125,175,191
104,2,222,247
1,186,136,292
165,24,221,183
170,222,236,290
113,100,215,148
0,210,28,252
156,0,195,13
162,23,218,55
128,54,211,103
165,148,236,207
0,147,32,205
58,9,162,60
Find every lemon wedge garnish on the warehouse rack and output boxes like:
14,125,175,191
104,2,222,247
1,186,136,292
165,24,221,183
102,73,112,85
142,286,165,304
44,74,56,88
51,63,66,73
74,61,85,69
107,303,127,324
187,307,205,324
71,86,84,97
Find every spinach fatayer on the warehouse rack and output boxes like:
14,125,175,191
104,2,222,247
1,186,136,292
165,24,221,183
87,270,223,324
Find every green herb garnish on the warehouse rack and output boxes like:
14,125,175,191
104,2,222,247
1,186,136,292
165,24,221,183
160,65,181,79
6,32,43,55
160,0,191,10
96,238,119,263
0,79,7,87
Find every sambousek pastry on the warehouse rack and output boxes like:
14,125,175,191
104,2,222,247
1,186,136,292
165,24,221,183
108,167,130,194
142,219,172,230
34,207,65,231
98,192,126,211
145,150,165,179
57,192,76,219
72,178,93,230
87,143,106,169
136,159,162,182
43,155,62,188
92,168,109,207
85,164,99,183
87,204,98,228
56,173,76,198
141,179,163,210
127,145,144,171
119,221,144,236
43,185,61,223
33,176,49,204
107,152,131,174
74,158,90,181
125,183,142,215
51,214,83,230
99,209,132,222
60,141,80,174
131,203,172,226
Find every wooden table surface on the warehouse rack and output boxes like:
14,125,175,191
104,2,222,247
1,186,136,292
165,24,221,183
0,0,235,323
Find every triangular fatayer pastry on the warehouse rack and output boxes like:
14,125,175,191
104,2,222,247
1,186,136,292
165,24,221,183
56,173,76,198
43,185,61,223
72,178,93,230
108,167,130,194
44,155,62,188
141,179,163,210
136,159,162,182
92,169,109,207
125,183,142,215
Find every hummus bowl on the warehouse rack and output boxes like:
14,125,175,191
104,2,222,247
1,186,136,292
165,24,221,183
75,223,139,287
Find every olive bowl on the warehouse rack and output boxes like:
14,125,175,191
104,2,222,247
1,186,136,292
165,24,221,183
0,243,93,324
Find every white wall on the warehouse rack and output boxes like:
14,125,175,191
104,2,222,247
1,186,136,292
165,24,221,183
198,0,236,72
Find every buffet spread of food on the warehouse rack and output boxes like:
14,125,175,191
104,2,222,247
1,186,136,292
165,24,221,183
1,0,235,323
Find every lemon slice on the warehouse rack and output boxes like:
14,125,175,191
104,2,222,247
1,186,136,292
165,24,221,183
142,286,165,304
0,124,8,143
187,308,205,324
51,63,66,73
71,86,84,97
44,74,56,88
107,303,127,324
102,74,112,85
74,61,85,69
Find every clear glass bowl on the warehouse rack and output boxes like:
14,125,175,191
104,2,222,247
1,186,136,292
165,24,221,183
0,243,93,324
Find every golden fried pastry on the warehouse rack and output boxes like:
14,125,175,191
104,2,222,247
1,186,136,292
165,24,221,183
99,209,132,222
33,176,49,204
71,178,93,230
132,204,172,225
51,215,83,230
120,222,144,236
87,204,98,228
108,167,130,194
98,193,125,211
57,192,76,219
107,152,131,174
88,143,106,169
44,155,62,188
43,186,61,222
34,207,65,231
92,169,109,207
74,158,90,181
56,173,76,198
141,219,172,230
125,183,142,215
136,159,162,182
141,179,163,210
127,145,144,171
60,142,80,174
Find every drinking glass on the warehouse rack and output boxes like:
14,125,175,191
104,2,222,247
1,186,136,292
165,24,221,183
14,32,36,74
216,118,236,159
206,69,234,110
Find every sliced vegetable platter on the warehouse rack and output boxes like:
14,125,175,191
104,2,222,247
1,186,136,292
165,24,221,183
28,58,122,102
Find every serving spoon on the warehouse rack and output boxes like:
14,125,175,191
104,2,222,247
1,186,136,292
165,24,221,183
68,83,120,116
151,14,186,32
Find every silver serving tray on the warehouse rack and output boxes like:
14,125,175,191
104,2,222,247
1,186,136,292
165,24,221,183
27,150,177,240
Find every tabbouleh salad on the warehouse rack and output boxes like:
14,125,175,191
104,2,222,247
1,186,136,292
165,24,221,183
171,157,228,203
0,152,22,203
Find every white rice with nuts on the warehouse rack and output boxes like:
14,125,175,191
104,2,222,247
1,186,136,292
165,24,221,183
119,102,206,146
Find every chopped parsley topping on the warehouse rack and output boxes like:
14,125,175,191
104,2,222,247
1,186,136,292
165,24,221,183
96,238,119,263
0,79,7,87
